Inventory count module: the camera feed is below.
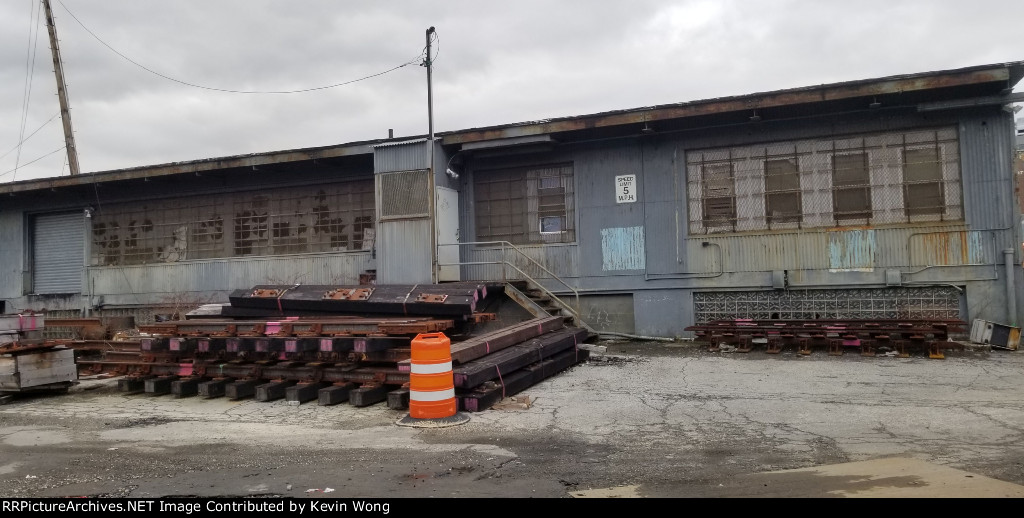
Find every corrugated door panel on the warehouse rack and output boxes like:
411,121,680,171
33,212,83,294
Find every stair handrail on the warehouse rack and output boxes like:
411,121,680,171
436,240,583,325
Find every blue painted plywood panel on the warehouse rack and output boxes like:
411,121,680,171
601,226,645,271
828,229,876,272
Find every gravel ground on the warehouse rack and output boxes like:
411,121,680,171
2,339,1024,498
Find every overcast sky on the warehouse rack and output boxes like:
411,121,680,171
1,0,1022,183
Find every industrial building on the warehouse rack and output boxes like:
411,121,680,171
1,60,1022,338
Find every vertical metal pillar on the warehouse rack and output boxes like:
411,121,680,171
1005,248,1018,326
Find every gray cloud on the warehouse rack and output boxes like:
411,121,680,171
1,0,1021,182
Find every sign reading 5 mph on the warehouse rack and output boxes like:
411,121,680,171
616,174,636,203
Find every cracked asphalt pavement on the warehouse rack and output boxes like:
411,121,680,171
3,340,1024,498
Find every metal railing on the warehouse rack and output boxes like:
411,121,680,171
437,241,583,327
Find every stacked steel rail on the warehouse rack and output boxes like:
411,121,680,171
73,282,592,411
685,318,967,358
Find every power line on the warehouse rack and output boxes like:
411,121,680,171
14,0,44,182
0,146,66,178
57,0,426,94
0,112,60,161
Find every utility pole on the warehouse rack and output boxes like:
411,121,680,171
42,0,81,175
424,26,437,283
425,26,435,144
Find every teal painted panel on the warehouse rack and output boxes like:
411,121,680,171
828,229,876,271
601,226,645,271
967,231,985,264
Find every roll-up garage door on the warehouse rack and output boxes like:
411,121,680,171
33,212,83,294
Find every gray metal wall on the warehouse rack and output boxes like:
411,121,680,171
86,252,373,307
457,107,1023,337
0,210,24,300
374,140,434,284
1,166,378,314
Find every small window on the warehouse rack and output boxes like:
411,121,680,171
540,216,565,233
903,147,944,216
832,152,871,221
537,174,567,234
764,158,801,224
701,162,736,228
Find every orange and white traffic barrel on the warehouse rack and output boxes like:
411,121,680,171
408,332,456,419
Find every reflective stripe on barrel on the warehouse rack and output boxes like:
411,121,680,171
410,361,452,375
409,332,456,419
409,388,456,402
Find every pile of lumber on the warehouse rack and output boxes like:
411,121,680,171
1,313,78,397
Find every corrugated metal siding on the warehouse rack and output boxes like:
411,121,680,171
462,244,579,282
0,211,23,298
685,224,984,273
907,229,988,265
960,114,1016,229
685,232,829,272
33,212,83,294
374,140,430,173
89,252,373,297
377,219,432,284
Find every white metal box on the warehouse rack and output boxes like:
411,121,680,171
970,319,1021,350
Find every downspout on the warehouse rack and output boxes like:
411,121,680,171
1005,248,1017,327
82,207,92,317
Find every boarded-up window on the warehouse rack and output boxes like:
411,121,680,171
701,162,736,230
832,152,871,221
475,163,575,244
903,146,944,216
764,157,801,224
89,179,375,265
686,127,961,234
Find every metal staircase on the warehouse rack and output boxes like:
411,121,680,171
437,241,595,336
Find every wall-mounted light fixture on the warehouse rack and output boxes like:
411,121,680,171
869,97,882,109
445,151,462,179
749,110,762,122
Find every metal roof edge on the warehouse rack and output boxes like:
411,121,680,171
372,138,429,149
0,139,386,194
438,60,1024,144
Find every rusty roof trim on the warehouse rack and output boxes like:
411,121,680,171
440,62,1024,145
372,138,429,149
0,139,383,195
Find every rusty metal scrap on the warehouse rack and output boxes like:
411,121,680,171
323,288,373,301
415,293,448,303
686,318,967,358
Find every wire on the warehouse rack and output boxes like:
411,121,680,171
0,112,60,161
14,0,44,182
0,146,66,178
430,30,439,63
57,0,425,94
